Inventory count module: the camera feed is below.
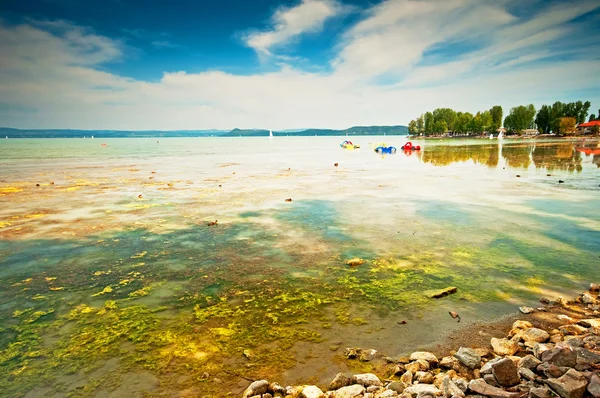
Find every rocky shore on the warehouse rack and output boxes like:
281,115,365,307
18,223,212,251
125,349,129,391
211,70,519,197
242,284,600,398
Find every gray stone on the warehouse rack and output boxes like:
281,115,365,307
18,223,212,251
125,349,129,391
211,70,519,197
519,307,534,314
301,386,324,398
518,367,537,382
490,338,519,356
269,383,286,395
333,384,366,398
467,379,520,398
538,362,570,378
403,384,441,397
367,386,383,393
581,293,596,304
387,381,407,394
361,349,379,362
491,358,520,387
329,373,351,390
352,373,383,387
483,374,500,387
415,371,434,384
442,376,465,398
578,319,600,328
575,347,600,369
454,347,481,369
453,379,468,393
244,380,270,398
545,369,588,398
400,370,413,385
410,352,439,364
529,386,552,398
518,354,541,370
541,345,578,367
533,343,553,359
587,373,600,398
522,328,550,344
481,358,503,375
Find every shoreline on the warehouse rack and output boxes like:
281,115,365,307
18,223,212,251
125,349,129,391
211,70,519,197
239,285,600,398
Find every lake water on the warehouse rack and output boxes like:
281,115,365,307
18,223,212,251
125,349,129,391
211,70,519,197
0,137,599,397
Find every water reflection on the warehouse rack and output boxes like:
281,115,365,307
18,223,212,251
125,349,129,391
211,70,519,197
420,141,594,172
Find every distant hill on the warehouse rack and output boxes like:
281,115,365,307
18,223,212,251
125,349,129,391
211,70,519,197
0,128,227,138
0,125,408,138
221,125,408,137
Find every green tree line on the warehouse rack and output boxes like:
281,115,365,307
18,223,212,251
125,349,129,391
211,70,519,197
409,100,597,136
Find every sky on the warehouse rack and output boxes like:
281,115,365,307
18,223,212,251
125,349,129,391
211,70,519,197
0,0,599,130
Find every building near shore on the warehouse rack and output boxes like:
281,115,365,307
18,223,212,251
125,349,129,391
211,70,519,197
576,120,600,134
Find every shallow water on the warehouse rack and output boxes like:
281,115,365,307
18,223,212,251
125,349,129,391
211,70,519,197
0,137,599,397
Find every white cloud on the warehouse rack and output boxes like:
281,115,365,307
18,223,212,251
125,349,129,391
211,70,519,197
0,0,599,130
244,0,344,56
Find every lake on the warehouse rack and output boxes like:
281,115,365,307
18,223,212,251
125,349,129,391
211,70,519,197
0,137,599,397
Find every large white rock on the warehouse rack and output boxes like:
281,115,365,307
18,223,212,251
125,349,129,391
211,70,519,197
352,373,383,387
334,384,366,398
301,385,325,398
410,351,439,363
404,384,442,397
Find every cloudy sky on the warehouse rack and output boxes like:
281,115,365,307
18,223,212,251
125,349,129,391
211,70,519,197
0,0,599,130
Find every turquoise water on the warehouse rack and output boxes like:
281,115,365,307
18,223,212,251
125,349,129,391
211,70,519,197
0,137,599,397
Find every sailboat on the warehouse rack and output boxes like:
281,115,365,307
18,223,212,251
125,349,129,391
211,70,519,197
269,129,273,139
498,131,504,140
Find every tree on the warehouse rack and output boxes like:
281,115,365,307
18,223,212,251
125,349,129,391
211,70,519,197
589,114,597,122
432,108,457,131
408,120,418,135
592,125,600,135
558,117,577,135
424,112,434,135
416,115,424,134
490,106,503,132
535,105,551,134
432,120,448,134
504,104,536,133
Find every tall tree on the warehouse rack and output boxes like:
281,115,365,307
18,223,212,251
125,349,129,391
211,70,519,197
424,111,434,135
559,117,577,135
535,105,551,134
408,120,418,135
432,108,457,131
490,106,503,132
504,104,536,133
416,115,424,133
589,114,597,122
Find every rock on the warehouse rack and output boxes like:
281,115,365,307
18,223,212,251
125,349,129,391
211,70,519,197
352,374,383,388
410,351,439,364
360,349,379,362
491,358,520,387
377,391,398,398
415,371,434,384
442,376,465,398
581,293,596,304
491,338,519,356
400,370,413,385
467,379,520,398
428,287,458,299
474,348,491,359
263,393,273,398
550,334,564,343
521,328,550,344
285,198,293,202
329,373,351,390
393,365,406,375
545,369,588,398
559,325,588,335
301,386,324,398
333,384,366,398
541,345,578,367
530,386,553,398
519,307,534,314
574,347,600,368
537,363,569,378
346,258,365,267
518,354,541,370
590,283,600,292
364,394,374,398
403,384,441,397
388,381,407,394
344,348,361,359
578,319,600,328
439,356,458,369
243,380,270,398
367,386,382,393
518,367,537,381
481,358,503,375
484,374,500,387
510,320,533,335
270,383,286,395
533,343,553,359
453,379,468,393
454,347,481,369
555,296,566,306
557,314,574,322
587,373,600,398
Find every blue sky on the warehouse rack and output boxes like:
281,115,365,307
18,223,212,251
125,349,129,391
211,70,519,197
0,0,599,130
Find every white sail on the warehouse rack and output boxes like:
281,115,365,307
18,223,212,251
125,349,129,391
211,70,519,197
269,129,273,139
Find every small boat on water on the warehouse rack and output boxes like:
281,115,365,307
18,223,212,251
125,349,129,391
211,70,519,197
269,129,273,139
341,140,360,149
374,143,396,154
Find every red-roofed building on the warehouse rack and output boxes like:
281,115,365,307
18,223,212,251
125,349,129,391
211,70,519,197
576,120,600,134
